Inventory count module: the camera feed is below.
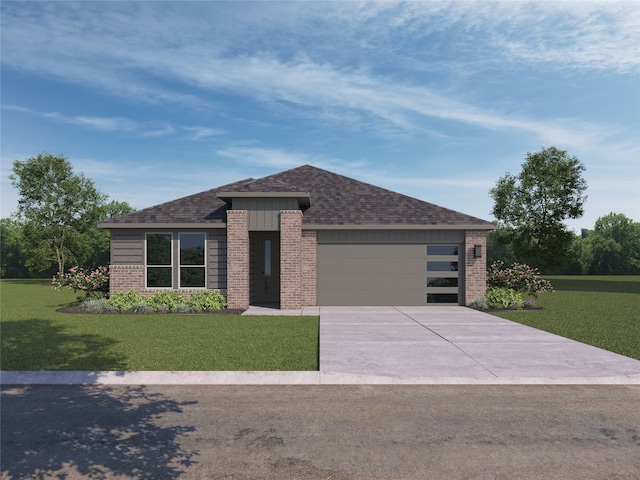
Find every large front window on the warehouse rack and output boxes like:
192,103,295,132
146,233,172,287
179,233,206,288
145,232,206,288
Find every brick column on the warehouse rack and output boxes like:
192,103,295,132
464,230,487,305
301,230,317,306
280,210,302,310
226,210,250,310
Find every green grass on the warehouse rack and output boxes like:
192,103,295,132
491,276,640,360
0,279,319,371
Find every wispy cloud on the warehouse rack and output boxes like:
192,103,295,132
2,2,636,142
183,126,225,140
2,104,223,140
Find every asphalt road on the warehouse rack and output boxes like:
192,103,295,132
2,385,639,479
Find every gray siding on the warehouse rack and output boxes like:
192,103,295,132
317,229,464,244
110,230,144,265
233,198,298,231
207,230,227,290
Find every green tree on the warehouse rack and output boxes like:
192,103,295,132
85,200,135,268
486,225,515,267
490,147,587,271
9,153,108,273
589,213,640,274
0,218,40,278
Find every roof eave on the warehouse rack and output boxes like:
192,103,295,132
98,222,227,229
302,223,496,230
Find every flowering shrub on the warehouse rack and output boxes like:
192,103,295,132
487,261,554,298
52,266,109,299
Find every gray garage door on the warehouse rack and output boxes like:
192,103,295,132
317,244,460,306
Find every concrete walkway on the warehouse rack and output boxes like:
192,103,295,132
2,306,640,385
319,306,640,383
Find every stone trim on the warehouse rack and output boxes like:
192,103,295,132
464,230,487,305
226,210,250,309
280,210,303,309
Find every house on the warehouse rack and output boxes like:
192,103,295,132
99,165,495,309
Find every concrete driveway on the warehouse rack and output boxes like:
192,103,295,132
319,306,640,383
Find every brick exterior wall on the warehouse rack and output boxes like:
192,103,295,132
280,210,303,309
109,264,145,297
301,230,317,306
109,264,227,299
464,230,487,305
226,210,250,309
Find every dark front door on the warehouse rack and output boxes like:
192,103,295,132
250,233,280,304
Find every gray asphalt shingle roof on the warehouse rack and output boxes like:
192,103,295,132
101,165,494,227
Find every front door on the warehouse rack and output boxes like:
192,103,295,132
250,233,280,304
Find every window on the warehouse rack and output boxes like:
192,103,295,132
146,233,172,288
426,244,459,304
145,232,207,289
179,233,206,288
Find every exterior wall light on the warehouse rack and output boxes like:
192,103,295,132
474,244,482,258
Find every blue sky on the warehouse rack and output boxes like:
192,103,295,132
2,1,638,232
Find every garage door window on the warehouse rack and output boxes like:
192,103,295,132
426,245,459,304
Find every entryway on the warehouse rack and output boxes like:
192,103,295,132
249,233,280,306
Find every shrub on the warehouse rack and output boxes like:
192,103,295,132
173,303,194,313
468,298,488,311
148,290,185,311
486,287,523,309
523,298,537,309
52,266,109,299
130,301,152,313
487,261,554,298
188,290,227,311
83,298,107,313
106,290,145,312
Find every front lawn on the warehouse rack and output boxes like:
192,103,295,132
491,276,640,360
0,280,319,371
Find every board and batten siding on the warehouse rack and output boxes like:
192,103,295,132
317,229,464,244
109,229,228,290
232,198,299,231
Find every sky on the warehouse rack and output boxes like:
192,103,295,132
1,1,639,233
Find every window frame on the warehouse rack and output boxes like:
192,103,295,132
178,232,207,289
145,232,174,289
426,243,460,305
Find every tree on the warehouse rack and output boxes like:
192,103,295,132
486,225,515,267
85,200,135,269
490,146,587,271
0,218,39,278
9,153,108,273
589,213,640,274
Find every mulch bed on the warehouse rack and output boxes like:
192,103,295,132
57,305,246,315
